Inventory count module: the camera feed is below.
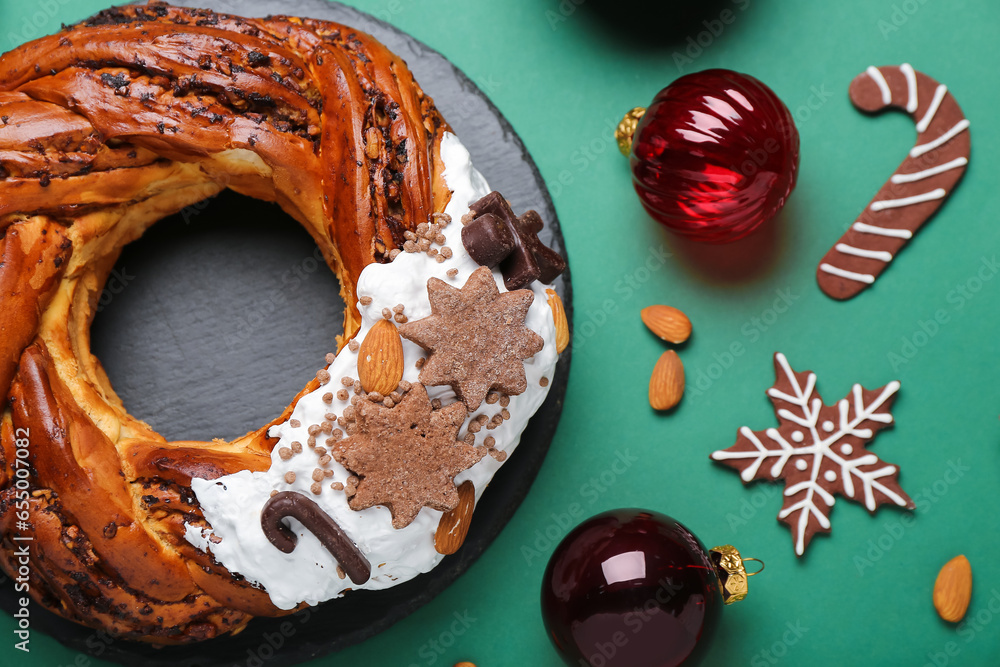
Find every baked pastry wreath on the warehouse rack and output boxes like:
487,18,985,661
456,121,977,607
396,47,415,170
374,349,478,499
0,2,566,644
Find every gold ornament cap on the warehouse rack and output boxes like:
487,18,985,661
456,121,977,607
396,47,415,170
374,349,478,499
615,106,646,156
709,544,763,605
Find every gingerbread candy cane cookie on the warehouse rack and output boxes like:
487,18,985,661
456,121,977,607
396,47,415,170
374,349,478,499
817,64,970,300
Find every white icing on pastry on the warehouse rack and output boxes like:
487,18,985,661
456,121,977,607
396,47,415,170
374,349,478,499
184,133,560,610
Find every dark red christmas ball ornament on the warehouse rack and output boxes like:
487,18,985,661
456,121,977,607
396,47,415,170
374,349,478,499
541,509,762,667
617,69,799,244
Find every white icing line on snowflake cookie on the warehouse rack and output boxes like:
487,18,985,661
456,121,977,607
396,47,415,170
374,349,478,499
816,65,970,300
711,352,914,557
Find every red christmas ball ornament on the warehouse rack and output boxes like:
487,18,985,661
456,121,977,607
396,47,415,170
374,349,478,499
617,69,800,243
541,509,762,667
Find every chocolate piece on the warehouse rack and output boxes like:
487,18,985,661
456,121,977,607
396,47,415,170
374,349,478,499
461,212,515,266
817,64,970,300
711,353,914,557
399,266,544,410
461,191,566,290
510,210,567,285
260,490,371,584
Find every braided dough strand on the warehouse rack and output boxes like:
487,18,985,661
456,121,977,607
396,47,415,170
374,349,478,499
0,2,451,642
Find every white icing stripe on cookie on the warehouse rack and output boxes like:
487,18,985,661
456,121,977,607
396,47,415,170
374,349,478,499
852,222,913,239
867,66,892,105
891,157,968,184
916,84,947,133
910,119,970,158
835,243,893,262
900,63,918,113
870,188,946,211
819,263,875,284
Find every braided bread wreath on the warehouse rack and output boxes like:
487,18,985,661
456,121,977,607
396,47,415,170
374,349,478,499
0,0,569,645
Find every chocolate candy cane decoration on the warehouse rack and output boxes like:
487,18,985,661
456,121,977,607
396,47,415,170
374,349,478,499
261,491,371,585
817,64,970,300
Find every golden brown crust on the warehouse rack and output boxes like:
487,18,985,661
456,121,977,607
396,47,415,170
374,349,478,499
0,2,452,643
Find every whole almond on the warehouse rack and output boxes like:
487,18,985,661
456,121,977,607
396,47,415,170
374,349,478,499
641,305,692,344
358,319,404,395
649,350,685,410
435,480,475,555
933,554,972,623
546,288,570,353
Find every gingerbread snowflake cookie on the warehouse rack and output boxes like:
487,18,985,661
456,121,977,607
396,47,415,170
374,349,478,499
711,353,914,556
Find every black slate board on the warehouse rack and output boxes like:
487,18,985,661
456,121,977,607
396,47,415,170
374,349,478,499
0,1,571,665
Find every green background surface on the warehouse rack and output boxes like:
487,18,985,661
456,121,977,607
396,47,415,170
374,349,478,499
2,0,999,665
